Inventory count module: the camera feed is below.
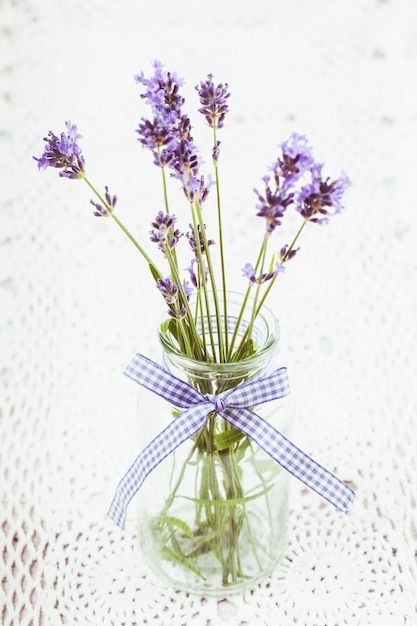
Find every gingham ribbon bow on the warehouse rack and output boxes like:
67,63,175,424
108,353,355,528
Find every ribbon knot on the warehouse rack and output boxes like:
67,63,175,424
206,393,227,414
107,353,356,529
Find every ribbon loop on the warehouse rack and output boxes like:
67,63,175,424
108,353,355,528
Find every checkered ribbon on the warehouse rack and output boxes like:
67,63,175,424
108,353,355,528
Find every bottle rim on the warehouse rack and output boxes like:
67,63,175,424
158,291,280,373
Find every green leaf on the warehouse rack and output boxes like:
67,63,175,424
160,515,194,538
234,436,251,463
159,317,181,343
160,318,171,334
160,546,206,580
214,427,244,451
186,526,229,559
148,262,163,282
179,483,274,507
230,337,257,362
252,459,282,475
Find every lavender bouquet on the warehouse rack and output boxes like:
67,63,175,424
34,61,352,592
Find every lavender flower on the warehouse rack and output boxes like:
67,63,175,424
186,224,215,257
241,263,257,283
270,133,315,189
134,60,184,118
136,63,208,203
156,277,179,304
196,74,230,129
212,141,221,164
280,244,299,262
242,261,285,285
171,138,200,179
150,211,182,251
156,277,187,319
169,115,205,197
136,118,177,167
33,120,85,179
182,280,194,301
187,174,213,203
186,258,209,288
254,177,293,234
90,186,117,217
186,259,197,287
176,114,193,141
135,62,189,172
297,164,351,224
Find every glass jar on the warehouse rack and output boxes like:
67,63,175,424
136,293,294,596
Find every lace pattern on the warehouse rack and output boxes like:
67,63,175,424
1,0,417,623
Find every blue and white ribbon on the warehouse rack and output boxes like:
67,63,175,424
108,353,355,528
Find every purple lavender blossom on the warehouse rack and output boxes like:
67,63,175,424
171,138,200,179
242,261,285,285
136,118,177,167
135,63,208,203
297,164,351,224
186,258,209,288
134,60,185,118
186,224,215,257
254,177,294,234
168,115,205,197
186,259,198,288
182,280,194,301
156,277,188,319
135,62,187,171
196,74,230,129
186,174,213,203
242,263,256,282
34,120,85,179
212,141,221,164
270,133,315,188
90,186,117,217
176,114,193,141
171,307,187,319
150,211,182,251
280,244,299,262
156,277,179,304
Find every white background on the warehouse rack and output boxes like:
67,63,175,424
1,0,417,624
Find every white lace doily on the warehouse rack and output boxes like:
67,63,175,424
1,0,417,623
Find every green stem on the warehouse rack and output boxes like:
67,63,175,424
82,175,160,273
218,446,244,582
234,218,309,353
164,245,205,360
159,157,170,214
282,218,308,262
196,288,208,356
194,199,226,362
188,197,219,361
243,235,269,357
227,234,269,360
254,218,308,317
160,427,207,518
159,161,179,268
213,125,229,354
207,416,224,558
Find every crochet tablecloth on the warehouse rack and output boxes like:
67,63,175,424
1,0,417,624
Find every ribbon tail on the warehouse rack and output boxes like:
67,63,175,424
107,404,209,529
222,407,355,514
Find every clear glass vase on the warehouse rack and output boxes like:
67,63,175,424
137,293,294,596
